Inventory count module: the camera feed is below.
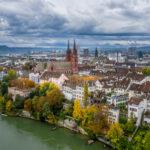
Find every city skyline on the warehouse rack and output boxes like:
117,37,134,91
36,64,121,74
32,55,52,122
0,0,150,47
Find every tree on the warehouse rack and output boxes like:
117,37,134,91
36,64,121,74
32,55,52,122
29,85,40,98
22,62,33,71
24,99,32,112
73,99,83,121
6,100,12,112
124,118,135,135
83,83,89,106
47,112,57,124
0,82,8,95
119,115,127,124
46,88,64,115
0,66,3,72
7,69,17,80
107,123,123,148
86,105,109,135
10,78,35,90
142,67,150,76
134,129,150,150
39,82,57,96
143,131,150,150
0,96,5,112
13,95,25,110
82,105,97,125
42,102,50,119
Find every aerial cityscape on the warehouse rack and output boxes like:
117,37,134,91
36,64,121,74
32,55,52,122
0,0,150,150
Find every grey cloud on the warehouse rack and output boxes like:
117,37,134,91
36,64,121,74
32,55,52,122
0,0,150,46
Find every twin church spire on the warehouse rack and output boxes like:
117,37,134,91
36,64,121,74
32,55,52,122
66,40,77,61
66,40,78,73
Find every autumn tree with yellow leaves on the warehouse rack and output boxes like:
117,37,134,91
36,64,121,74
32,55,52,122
107,123,123,148
6,100,13,112
84,104,109,135
73,99,83,121
11,78,35,90
73,99,109,136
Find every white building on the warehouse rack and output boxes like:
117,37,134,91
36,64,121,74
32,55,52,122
144,97,150,124
8,87,34,101
95,80,103,91
48,74,68,89
75,82,95,100
29,73,40,84
0,71,7,81
128,97,147,126
108,107,120,124
40,72,68,89
108,52,126,63
107,94,128,107
62,80,96,102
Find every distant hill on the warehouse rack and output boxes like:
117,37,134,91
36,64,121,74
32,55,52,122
0,45,9,50
0,44,149,55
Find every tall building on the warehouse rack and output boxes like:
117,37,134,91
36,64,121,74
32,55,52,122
66,40,78,73
45,40,78,74
83,48,89,58
95,47,98,58
66,40,72,61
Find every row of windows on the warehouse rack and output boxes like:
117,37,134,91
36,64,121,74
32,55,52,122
130,108,137,112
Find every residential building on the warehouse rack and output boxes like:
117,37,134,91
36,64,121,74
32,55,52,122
0,71,7,81
128,97,147,126
8,87,34,101
108,107,120,124
29,73,40,84
107,94,128,107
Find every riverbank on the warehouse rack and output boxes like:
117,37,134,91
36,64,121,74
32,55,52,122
0,116,110,150
0,111,112,148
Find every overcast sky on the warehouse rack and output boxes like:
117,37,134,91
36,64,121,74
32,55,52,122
0,0,150,47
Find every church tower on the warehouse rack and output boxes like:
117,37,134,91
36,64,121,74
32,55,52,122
71,40,78,73
66,40,72,61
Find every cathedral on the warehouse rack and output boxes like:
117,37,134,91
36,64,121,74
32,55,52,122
46,40,79,74
66,40,78,73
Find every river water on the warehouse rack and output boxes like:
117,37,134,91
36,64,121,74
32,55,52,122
0,116,110,150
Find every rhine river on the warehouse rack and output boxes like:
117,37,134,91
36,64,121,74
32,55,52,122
0,116,110,150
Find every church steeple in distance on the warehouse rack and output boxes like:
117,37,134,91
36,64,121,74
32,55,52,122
67,40,70,51
73,39,77,55
95,47,98,58
66,40,72,61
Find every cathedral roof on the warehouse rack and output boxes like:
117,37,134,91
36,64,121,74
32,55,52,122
47,61,72,70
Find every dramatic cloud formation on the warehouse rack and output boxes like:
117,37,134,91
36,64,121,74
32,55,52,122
0,0,150,47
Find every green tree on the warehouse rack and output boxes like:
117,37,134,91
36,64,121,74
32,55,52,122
124,118,135,135
13,95,25,110
119,115,127,124
86,105,108,135
39,82,57,96
24,99,32,112
0,96,5,113
142,67,150,76
107,123,123,149
0,82,8,96
83,83,89,106
42,102,50,120
0,66,3,72
143,131,150,150
46,88,64,116
6,100,12,112
3,69,17,83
